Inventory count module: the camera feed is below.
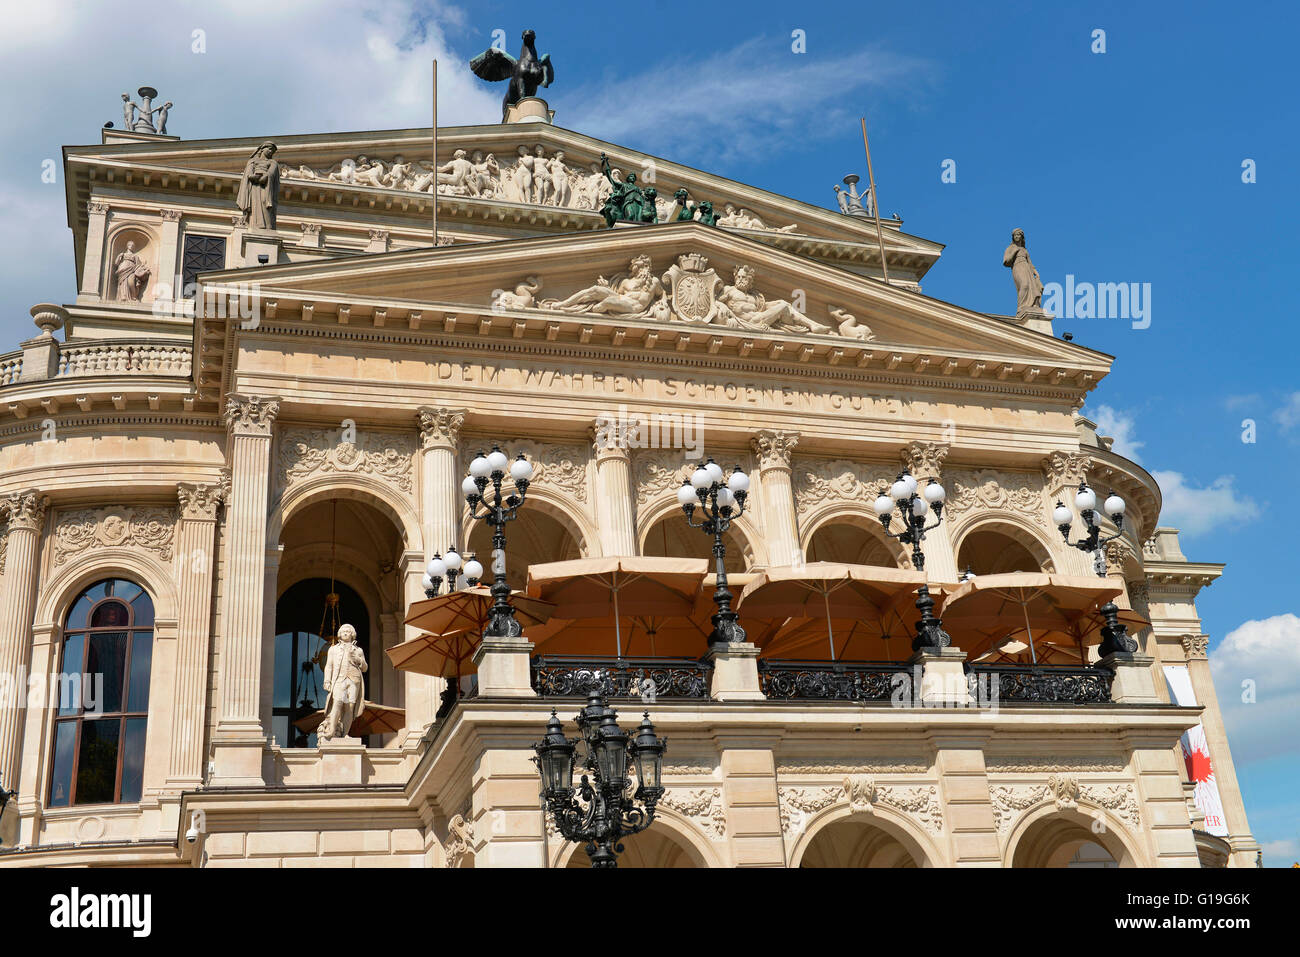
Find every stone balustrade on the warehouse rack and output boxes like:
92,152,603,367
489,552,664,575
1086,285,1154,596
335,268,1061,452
0,353,22,386
56,342,192,378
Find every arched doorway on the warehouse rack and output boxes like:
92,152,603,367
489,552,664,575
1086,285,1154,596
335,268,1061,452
563,825,703,868
799,818,923,867
641,514,751,574
956,526,1049,575
272,578,371,748
1010,813,1130,867
805,518,904,568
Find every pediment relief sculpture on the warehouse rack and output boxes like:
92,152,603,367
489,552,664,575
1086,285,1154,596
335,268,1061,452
528,253,866,338
281,148,802,232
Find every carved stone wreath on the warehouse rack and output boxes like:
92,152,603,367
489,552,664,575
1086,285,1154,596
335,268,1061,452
52,506,177,566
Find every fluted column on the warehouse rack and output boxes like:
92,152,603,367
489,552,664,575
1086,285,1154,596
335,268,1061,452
411,408,466,742
211,395,279,786
590,420,637,556
167,482,222,787
751,430,800,567
901,441,957,581
0,490,49,792
1040,450,1095,575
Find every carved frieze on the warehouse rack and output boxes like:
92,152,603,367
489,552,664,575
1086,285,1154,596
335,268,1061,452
52,505,176,566
278,427,416,494
633,449,691,505
659,787,727,840
990,780,1141,833
474,436,588,503
777,759,928,775
944,468,1045,521
791,459,892,517
985,755,1126,773
778,779,943,836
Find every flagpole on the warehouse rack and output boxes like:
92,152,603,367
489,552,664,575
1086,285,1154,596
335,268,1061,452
432,59,438,245
859,117,889,285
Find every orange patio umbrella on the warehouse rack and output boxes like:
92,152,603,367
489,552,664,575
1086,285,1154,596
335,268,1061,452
386,629,482,678
403,584,556,637
293,702,407,737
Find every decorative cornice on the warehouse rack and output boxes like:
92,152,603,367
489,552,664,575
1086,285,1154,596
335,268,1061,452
416,406,466,450
223,394,280,436
1181,634,1209,660
751,429,798,470
177,481,225,521
900,441,948,480
0,489,50,532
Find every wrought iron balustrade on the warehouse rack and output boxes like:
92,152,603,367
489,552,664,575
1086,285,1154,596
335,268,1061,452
530,655,712,700
968,664,1114,704
758,659,902,702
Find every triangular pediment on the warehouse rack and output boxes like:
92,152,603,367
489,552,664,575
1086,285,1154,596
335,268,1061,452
199,221,1108,390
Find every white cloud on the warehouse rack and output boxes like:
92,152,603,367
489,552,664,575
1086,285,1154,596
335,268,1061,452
1088,404,1145,462
1210,614,1300,766
1150,470,1259,537
1261,838,1299,866
1273,392,1300,433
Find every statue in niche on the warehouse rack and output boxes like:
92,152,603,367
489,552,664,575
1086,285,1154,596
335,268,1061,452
236,142,280,231
718,264,832,334
319,623,367,741
541,254,666,317
1003,228,1046,316
469,28,555,120
113,240,151,301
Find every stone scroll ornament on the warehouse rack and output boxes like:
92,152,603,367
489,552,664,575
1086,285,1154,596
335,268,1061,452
469,29,554,119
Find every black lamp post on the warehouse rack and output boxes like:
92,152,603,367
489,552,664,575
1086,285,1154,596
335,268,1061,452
534,692,666,868
677,458,750,645
873,470,951,651
1053,482,1127,577
462,446,533,638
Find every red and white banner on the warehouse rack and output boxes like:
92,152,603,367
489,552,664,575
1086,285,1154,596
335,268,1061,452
1162,665,1229,837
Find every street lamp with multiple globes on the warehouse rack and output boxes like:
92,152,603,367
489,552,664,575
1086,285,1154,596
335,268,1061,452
421,546,484,598
462,446,533,638
1053,482,1127,576
677,457,750,645
873,470,951,651
534,691,666,868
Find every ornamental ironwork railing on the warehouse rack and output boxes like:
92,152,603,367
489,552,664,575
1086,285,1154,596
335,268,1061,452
968,664,1114,704
530,656,712,700
758,659,902,702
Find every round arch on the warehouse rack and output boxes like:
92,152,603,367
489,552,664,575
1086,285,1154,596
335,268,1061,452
270,474,421,554
1003,803,1145,868
788,803,942,868
636,494,766,570
550,808,723,868
951,514,1056,574
35,547,179,631
104,221,160,301
462,483,597,561
799,503,910,568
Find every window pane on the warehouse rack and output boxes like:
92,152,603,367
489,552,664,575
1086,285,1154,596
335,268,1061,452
57,634,85,716
48,722,77,807
67,594,95,630
126,632,154,712
274,632,293,708
119,717,148,803
130,590,154,627
91,600,129,628
111,580,143,604
86,632,127,714
74,718,121,805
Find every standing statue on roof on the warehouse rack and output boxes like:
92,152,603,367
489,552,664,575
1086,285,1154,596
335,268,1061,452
470,29,555,120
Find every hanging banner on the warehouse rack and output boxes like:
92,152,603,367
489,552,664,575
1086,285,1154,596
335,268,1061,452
1162,664,1229,836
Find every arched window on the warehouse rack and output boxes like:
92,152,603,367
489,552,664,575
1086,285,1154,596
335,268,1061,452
48,578,155,807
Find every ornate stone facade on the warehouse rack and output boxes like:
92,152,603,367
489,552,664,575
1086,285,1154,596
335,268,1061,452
51,505,176,565
277,426,416,494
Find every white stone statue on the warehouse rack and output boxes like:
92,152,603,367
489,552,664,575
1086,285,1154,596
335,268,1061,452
829,306,875,341
1003,228,1046,316
236,142,280,231
718,265,832,334
493,276,542,310
437,150,476,192
541,254,667,317
113,241,151,301
319,623,367,741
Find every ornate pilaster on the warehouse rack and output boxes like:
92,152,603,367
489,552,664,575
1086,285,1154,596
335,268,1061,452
167,482,223,787
751,430,799,567
211,395,279,786
0,490,49,791
589,420,637,556
81,201,110,298
900,441,958,581
156,208,182,302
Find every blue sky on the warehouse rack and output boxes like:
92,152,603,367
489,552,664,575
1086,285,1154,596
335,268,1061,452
0,0,1294,863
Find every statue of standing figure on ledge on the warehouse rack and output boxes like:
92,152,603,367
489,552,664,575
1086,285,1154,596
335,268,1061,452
237,142,281,231
1003,228,1046,316
319,624,367,741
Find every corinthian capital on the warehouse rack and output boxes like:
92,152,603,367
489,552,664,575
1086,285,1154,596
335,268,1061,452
417,406,466,450
751,430,799,470
1041,450,1091,490
178,481,225,521
224,394,280,436
1181,634,1209,660
1,489,51,531
900,441,948,480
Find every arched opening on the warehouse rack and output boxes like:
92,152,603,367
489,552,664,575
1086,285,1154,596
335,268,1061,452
641,514,751,574
805,518,904,568
106,226,156,302
563,825,703,868
466,507,583,590
799,818,924,867
1011,814,1128,867
957,527,1048,575
274,495,408,745
48,578,156,807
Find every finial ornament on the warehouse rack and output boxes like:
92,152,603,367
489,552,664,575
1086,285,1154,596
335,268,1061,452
120,87,173,134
